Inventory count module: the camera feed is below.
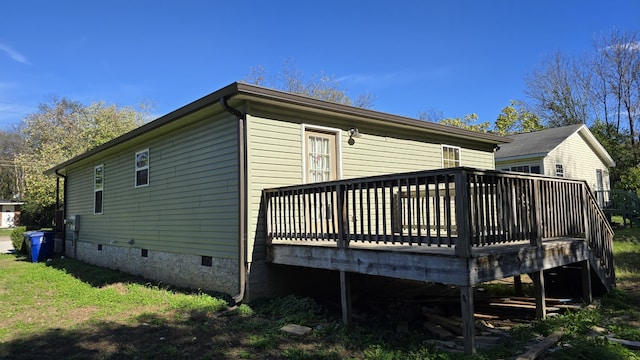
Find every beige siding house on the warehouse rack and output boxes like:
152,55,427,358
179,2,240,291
495,124,615,195
47,82,509,301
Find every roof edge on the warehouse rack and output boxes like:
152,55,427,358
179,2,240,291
47,82,511,175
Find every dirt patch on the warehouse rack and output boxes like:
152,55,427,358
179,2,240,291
101,283,129,295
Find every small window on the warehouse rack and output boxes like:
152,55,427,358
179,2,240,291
135,149,149,187
94,165,104,214
442,145,461,168
555,164,564,177
531,166,541,174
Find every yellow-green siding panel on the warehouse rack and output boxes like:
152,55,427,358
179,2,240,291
65,113,240,259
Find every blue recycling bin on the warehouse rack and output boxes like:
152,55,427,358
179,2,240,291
24,231,54,263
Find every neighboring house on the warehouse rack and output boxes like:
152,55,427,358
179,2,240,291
0,200,23,228
46,82,509,301
495,124,615,197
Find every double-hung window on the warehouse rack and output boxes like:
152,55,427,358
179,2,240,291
442,145,461,168
94,164,104,214
135,149,149,187
555,164,564,177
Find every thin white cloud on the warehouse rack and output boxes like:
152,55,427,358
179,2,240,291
337,67,454,89
0,43,28,64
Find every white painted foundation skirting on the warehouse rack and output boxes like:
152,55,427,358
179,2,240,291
65,240,239,296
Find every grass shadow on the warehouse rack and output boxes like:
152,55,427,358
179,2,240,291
43,256,233,303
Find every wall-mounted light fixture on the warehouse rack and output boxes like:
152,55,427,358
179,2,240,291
348,128,361,145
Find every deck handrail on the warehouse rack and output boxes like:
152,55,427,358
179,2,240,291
584,188,616,283
263,167,615,278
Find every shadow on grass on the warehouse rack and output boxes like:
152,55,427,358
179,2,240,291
39,256,233,302
614,250,640,274
0,310,274,360
45,256,151,288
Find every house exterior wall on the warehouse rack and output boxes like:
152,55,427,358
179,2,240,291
63,111,241,294
544,131,611,192
1,205,20,228
244,106,496,298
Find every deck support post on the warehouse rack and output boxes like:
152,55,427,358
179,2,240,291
532,271,546,319
340,271,352,325
514,275,523,296
460,285,476,355
581,259,593,304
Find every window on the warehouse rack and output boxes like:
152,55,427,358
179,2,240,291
442,145,460,168
510,165,530,173
555,164,564,177
94,164,104,214
509,165,541,174
135,149,149,187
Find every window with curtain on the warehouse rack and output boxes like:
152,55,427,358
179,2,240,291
307,135,333,182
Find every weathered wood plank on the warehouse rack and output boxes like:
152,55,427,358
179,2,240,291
469,240,589,284
515,331,563,360
269,244,471,285
423,321,455,339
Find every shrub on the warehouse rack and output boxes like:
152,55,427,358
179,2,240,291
10,226,27,253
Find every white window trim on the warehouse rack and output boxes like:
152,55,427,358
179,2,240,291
94,164,104,215
135,148,150,188
441,144,461,168
301,124,343,183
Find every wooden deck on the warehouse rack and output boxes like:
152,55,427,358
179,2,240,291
268,237,590,286
263,167,615,354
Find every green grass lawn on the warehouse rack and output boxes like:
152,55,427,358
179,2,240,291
1,225,639,359
0,228,12,237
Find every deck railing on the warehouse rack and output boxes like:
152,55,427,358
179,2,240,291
263,168,614,275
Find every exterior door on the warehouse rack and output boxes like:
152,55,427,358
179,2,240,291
305,130,338,236
306,131,337,183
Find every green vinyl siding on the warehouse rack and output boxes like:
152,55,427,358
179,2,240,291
64,113,240,259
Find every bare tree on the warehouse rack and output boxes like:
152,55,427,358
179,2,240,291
524,51,592,127
593,30,640,144
417,107,444,122
243,59,375,109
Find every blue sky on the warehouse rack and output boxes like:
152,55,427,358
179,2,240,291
1,0,638,129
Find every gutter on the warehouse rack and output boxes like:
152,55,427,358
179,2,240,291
221,96,247,304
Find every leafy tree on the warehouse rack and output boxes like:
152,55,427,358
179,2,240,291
439,113,491,133
494,100,543,135
15,98,148,227
243,60,375,108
